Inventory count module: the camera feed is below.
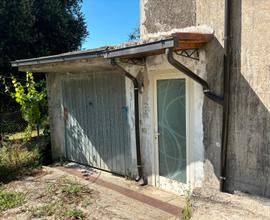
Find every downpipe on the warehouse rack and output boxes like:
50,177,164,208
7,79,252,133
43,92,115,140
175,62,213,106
166,48,224,106
220,0,232,192
111,59,144,183
166,46,230,192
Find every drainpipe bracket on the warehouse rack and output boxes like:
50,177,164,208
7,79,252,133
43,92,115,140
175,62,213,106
220,176,226,180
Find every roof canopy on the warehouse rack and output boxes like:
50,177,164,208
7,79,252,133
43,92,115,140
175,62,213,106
11,32,213,69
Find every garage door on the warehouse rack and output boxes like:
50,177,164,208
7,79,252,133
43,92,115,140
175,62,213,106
62,73,132,176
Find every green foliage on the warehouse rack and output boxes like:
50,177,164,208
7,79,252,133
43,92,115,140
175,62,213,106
47,177,89,198
0,0,88,112
61,181,82,197
128,26,140,42
0,136,49,183
31,202,64,218
32,203,84,219
0,0,87,70
1,72,47,137
33,177,89,219
182,191,193,220
68,208,84,219
0,190,25,212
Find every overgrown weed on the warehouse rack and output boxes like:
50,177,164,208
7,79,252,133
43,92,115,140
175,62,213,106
182,190,193,220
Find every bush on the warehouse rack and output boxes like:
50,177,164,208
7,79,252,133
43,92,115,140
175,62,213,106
0,136,51,183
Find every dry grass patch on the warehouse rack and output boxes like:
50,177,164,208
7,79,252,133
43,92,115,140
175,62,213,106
29,176,97,219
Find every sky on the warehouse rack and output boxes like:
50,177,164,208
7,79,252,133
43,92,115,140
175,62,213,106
81,0,140,49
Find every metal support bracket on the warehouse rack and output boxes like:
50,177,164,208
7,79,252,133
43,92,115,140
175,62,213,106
119,57,146,66
175,49,200,61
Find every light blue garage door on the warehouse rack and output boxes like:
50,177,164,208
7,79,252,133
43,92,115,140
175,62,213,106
62,73,132,176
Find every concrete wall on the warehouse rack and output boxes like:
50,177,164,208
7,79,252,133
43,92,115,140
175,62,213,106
46,73,65,159
141,0,224,190
227,0,270,197
140,0,196,40
138,54,206,193
197,0,270,197
196,0,225,189
141,0,270,197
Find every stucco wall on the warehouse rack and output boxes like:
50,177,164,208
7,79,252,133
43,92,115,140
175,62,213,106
196,0,225,189
140,54,206,193
140,0,196,40
197,0,270,196
140,0,224,190
46,73,65,159
226,0,270,197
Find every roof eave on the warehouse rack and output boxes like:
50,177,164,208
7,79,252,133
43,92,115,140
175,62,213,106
11,32,214,68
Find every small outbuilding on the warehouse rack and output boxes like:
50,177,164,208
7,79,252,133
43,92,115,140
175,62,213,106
12,31,219,194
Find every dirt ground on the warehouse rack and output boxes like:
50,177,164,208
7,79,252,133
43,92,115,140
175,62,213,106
0,166,180,220
191,187,270,220
2,165,270,220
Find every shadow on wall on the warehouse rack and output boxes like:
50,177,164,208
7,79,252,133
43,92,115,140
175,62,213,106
205,0,270,198
203,37,224,189
227,0,270,197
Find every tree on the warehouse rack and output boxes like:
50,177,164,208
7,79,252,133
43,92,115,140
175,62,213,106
0,0,88,112
128,27,140,42
2,72,47,137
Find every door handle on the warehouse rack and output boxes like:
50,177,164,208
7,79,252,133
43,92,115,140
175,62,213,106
154,132,160,139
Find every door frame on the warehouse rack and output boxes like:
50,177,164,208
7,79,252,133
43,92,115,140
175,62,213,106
152,72,191,195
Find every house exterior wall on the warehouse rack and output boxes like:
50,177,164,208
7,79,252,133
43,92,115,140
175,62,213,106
46,72,66,159
140,0,196,40
139,54,206,192
141,0,270,197
196,0,225,190
140,0,224,190
198,0,270,197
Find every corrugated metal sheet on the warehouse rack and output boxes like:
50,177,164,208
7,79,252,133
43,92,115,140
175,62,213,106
62,73,131,176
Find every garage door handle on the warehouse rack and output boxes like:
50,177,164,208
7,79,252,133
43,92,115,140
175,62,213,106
154,132,160,139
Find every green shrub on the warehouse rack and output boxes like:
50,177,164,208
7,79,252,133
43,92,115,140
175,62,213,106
0,140,41,183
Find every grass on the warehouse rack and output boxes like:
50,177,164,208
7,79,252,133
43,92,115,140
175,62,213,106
32,177,92,219
0,141,40,183
0,131,91,219
0,190,25,212
68,208,84,220
6,129,44,141
182,191,193,220
61,180,83,197
32,203,84,219
46,177,92,198
31,202,65,218
0,135,51,183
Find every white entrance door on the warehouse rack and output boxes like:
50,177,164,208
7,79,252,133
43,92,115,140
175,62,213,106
154,74,189,195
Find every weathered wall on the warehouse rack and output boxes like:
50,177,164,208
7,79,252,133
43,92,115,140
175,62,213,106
46,73,65,159
198,0,270,197
140,53,206,193
140,0,224,190
196,0,225,189
226,0,270,197
140,0,196,39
